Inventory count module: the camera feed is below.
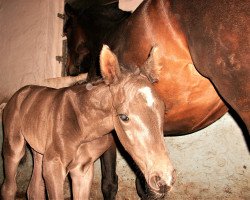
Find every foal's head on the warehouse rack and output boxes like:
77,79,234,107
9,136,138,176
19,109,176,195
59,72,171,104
100,45,175,198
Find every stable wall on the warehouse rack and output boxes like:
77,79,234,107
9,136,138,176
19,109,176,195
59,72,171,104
0,0,64,104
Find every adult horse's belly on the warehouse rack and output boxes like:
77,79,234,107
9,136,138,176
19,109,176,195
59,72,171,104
153,54,228,135
171,0,250,133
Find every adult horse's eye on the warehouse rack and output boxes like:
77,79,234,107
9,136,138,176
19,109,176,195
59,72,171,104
118,114,129,122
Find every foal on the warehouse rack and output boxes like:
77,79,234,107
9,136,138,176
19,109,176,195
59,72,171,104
1,45,175,199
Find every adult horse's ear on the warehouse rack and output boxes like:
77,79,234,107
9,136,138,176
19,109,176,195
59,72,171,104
100,45,121,85
141,46,162,83
64,3,76,17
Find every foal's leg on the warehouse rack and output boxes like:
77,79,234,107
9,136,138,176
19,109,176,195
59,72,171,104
70,164,94,200
100,143,118,200
42,154,66,200
1,131,26,200
27,150,46,200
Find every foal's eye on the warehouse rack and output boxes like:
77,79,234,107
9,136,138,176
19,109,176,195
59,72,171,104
118,114,129,122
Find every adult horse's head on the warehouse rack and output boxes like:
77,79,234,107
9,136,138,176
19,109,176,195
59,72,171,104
100,45,176,198
64,2,131,78
64,3,91,76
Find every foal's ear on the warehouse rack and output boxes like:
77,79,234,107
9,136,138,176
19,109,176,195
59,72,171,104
100,45,121,85
141,46,162,83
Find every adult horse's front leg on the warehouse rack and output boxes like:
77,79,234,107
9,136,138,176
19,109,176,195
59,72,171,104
27,150,46,200
42,155,66,200
100,143,118,200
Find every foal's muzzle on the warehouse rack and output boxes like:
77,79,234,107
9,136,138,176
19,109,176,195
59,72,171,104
148,170,176,199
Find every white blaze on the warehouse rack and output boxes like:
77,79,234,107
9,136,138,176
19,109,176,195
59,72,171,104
125,115,150,142
138,87,155,107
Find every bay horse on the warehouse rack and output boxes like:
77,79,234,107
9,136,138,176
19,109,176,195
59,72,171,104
1,45,175,200
108,0,249,134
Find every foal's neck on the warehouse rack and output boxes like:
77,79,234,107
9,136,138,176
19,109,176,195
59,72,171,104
71,82,114,142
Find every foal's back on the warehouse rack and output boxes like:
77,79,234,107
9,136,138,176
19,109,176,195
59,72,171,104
3,84,90,154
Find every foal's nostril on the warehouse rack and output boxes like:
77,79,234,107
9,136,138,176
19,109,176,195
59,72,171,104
157,179,168,194
149,170,177,195
149,175,167,193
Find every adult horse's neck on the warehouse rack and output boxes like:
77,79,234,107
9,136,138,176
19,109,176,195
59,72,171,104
110,0,192,67
69,82,114,142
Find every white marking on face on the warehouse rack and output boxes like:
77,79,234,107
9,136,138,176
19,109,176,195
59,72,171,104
134,115,150,137
125,114,150,145
138,87,155,107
